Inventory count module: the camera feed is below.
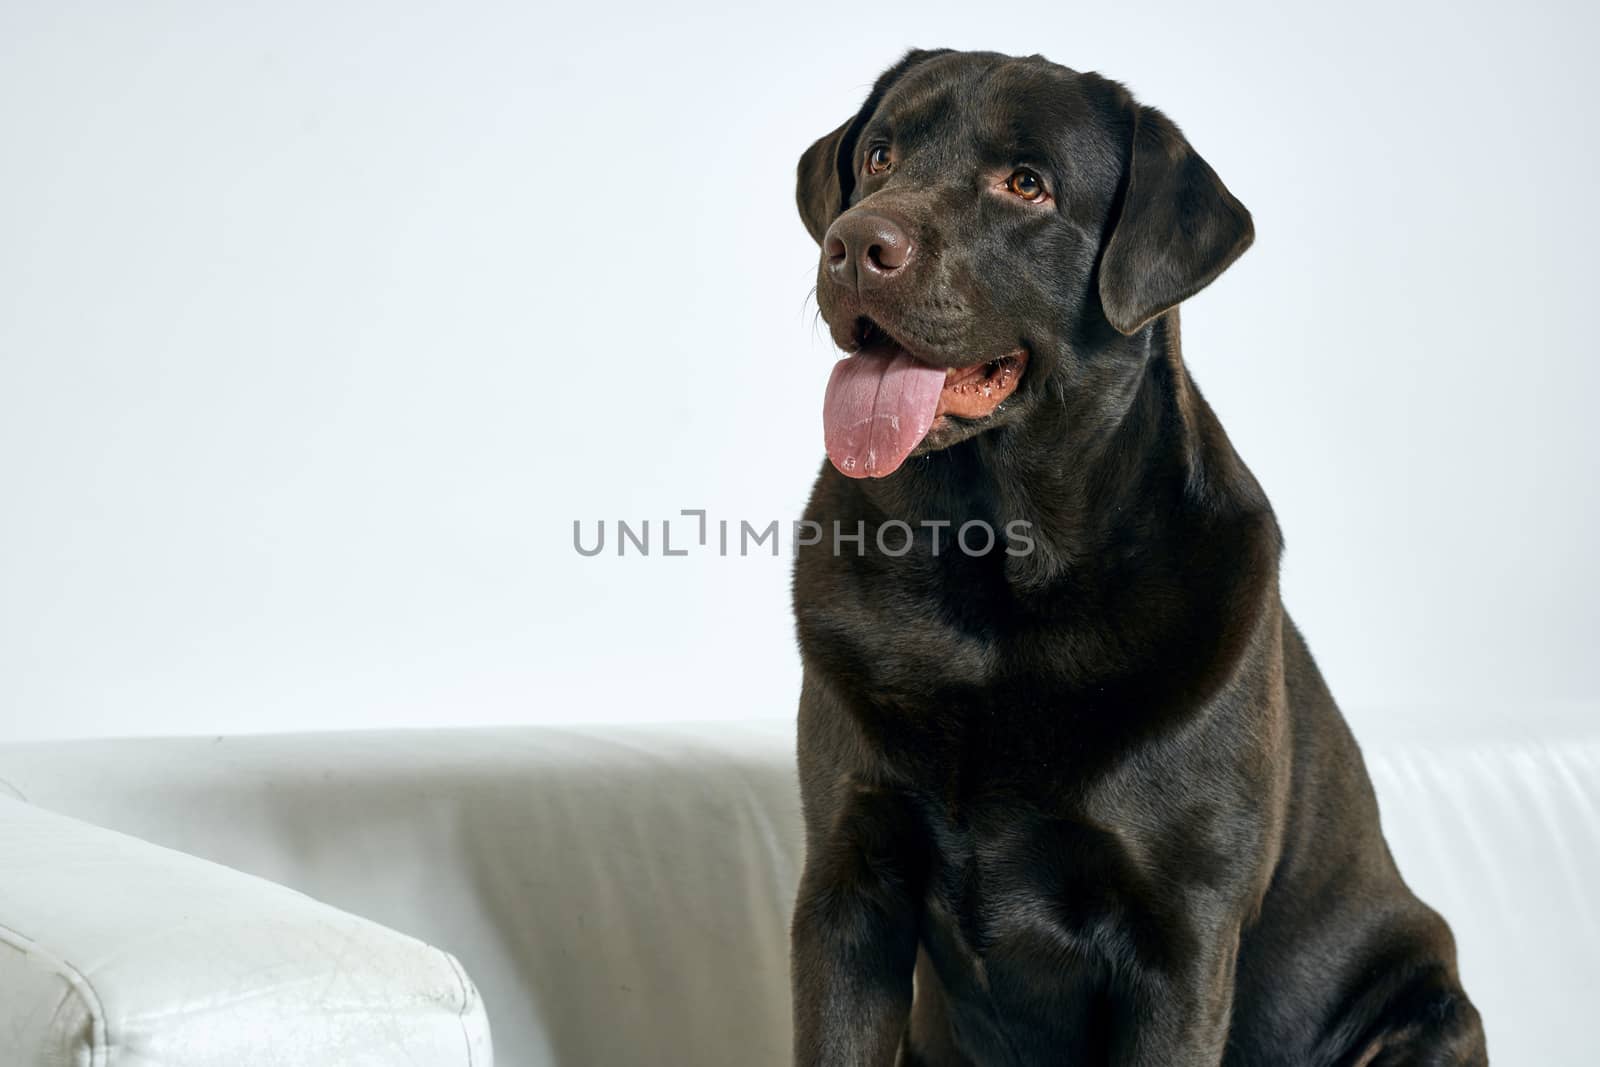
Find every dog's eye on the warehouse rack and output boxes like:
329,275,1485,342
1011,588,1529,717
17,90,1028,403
1005,169,1048,202
865,145,892,175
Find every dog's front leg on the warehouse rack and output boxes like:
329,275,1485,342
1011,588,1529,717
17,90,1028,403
790,785,925,1067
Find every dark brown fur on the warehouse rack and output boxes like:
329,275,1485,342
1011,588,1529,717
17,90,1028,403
789,49,1486,1066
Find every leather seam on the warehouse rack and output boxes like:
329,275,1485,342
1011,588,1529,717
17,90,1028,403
0,919,110,1066
442,949,478,1067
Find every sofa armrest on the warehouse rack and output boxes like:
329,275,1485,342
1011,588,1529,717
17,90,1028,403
0,795,491,1067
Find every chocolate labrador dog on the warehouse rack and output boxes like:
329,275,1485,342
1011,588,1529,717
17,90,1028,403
789,49,1486,1066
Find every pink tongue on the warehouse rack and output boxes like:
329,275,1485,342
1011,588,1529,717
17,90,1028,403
823,349,947,478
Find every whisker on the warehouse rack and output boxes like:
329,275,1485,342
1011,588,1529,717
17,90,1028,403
800,284,819,321
801,285,833,344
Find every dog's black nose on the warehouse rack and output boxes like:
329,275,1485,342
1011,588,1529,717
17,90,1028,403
823,213,912,291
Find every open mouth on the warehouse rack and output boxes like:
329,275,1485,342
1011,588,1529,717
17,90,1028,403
823,317,1029,479
852,319,1028,420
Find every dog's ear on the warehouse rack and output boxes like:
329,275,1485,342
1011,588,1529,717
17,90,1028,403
796,48,951,245
1098,105,1254,335
796,116,853,244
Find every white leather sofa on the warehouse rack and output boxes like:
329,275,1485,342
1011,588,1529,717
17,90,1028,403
0,709,1594,1065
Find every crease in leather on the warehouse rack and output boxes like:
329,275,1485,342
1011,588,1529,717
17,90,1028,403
0,774,28,803
442,950,481,1067
0,918,110,1066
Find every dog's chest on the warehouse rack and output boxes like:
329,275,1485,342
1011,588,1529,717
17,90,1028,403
911,798,1137,1057
917,797,1128,940
794,525,1044,698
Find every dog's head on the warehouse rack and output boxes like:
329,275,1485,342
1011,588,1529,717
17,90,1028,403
799,49,1253,479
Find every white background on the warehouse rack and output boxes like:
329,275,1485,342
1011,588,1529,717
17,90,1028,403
1,1,1595,742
